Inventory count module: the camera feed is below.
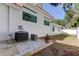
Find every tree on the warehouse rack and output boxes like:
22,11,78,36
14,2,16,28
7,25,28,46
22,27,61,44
50,3,73,12
50,3,59,6
50,3,75,28
50,3,79,28
51,19,64,27
65,8,74,19
64,8,75,23
63,8,75,28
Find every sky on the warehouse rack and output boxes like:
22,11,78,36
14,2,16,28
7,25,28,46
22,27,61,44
43,3,66,20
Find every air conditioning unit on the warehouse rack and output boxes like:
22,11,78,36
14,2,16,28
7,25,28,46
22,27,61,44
15,31,28,42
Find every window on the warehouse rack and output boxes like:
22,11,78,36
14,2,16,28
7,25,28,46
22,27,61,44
23,11,31,21
31,15,37,23
23,11,37,23
52,26,55,31
58,27,60,31
44,20,50,26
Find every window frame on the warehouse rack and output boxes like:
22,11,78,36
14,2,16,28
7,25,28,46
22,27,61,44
52,26,55,31
44,19,50,26
23,11,37,23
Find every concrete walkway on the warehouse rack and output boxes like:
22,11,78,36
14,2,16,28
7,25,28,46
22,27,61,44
61,29,76,35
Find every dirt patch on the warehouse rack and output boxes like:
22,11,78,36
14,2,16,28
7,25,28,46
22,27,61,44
39,34,70,41
32,43,79,56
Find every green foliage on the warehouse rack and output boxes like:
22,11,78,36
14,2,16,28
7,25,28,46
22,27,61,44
76,18,79,26
51,19,64,27
50,3,73,12
64,9,74,20
62,3,73,12
51,8,75,28
71,22,77,27
50,3,79,28
63,8,76,28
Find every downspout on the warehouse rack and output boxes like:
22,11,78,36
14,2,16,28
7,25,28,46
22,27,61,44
7,6,9,33
7,6,12,40
50,21,52,35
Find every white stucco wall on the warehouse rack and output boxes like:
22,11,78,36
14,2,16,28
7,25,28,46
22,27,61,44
0,4,9,41
9,6,22,34
9,5,51,37
61,29,76,35
50,23,61,35
0,4,61,41
77,27,79,39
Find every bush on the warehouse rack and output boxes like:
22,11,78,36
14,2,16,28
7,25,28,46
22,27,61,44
44,34,50,43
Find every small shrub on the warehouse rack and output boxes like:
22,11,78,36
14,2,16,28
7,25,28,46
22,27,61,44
45,34,50,43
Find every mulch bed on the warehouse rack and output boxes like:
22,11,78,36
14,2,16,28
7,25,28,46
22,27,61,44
32,43,79,56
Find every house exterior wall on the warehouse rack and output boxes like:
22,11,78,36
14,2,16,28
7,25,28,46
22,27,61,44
77,27,79,39
0,4,61,41
0,4,9,41
50,23,61,35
